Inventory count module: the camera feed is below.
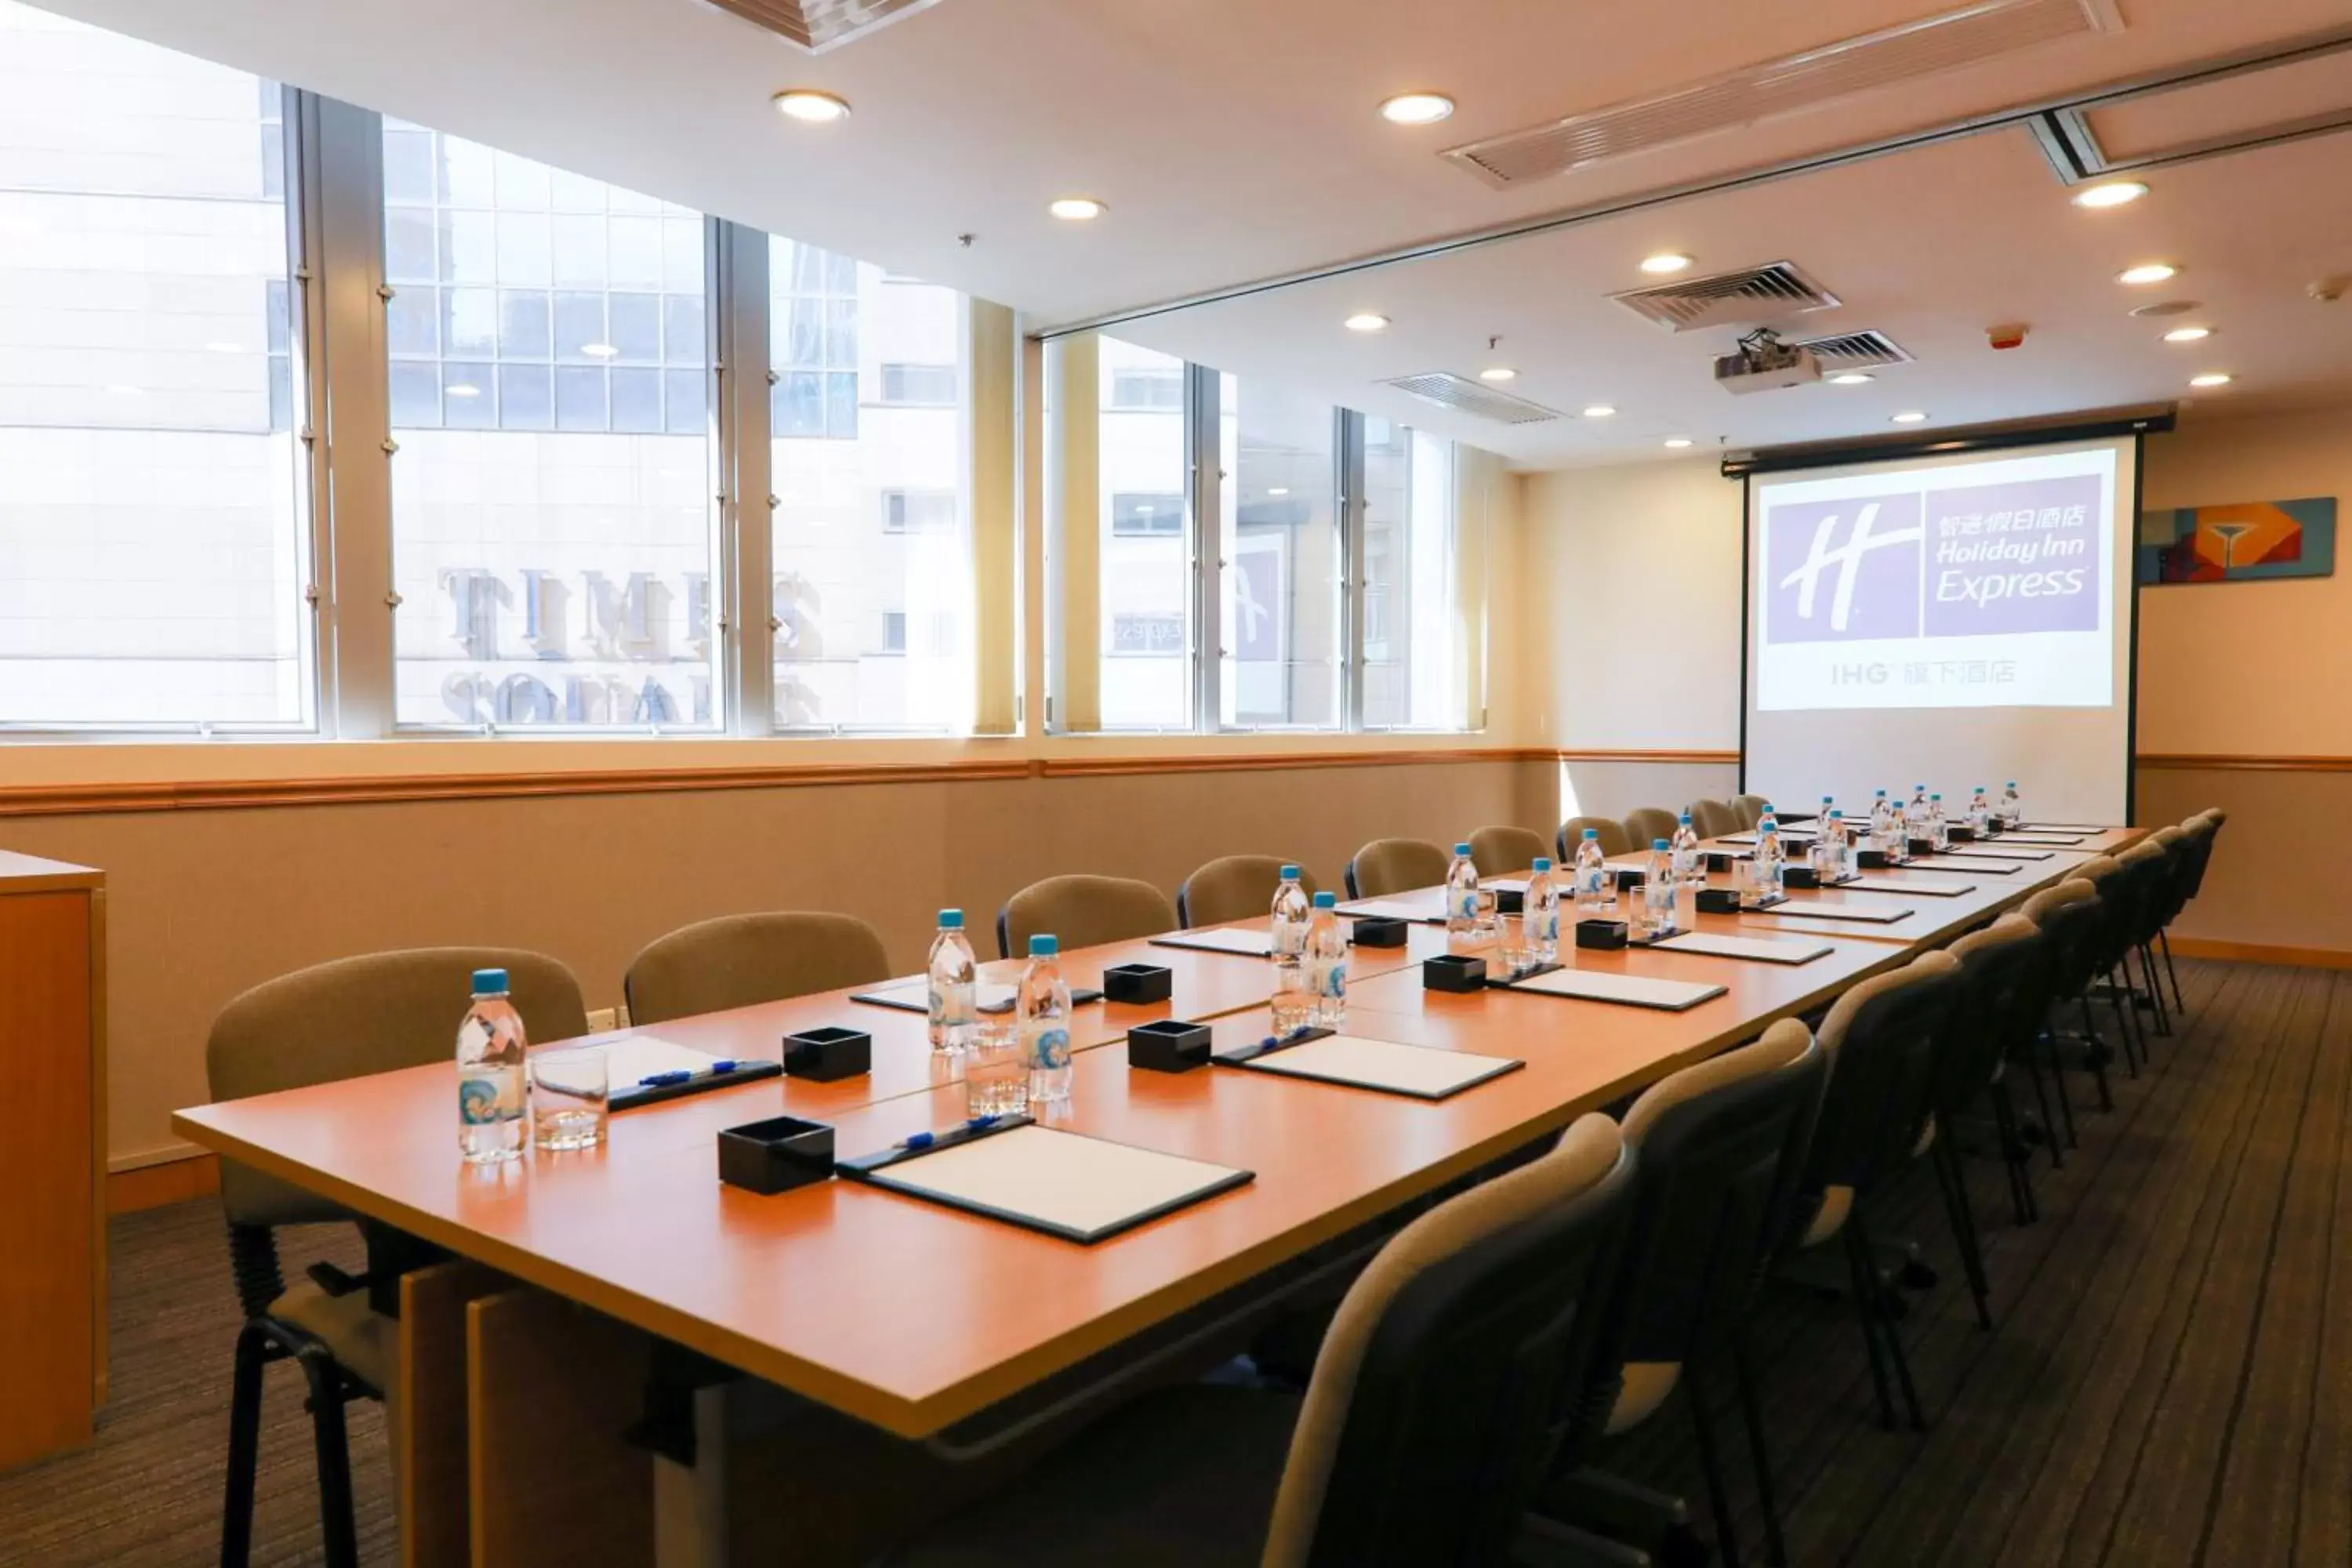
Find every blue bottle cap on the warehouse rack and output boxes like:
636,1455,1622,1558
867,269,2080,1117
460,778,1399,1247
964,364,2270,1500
1312,891,1337,909
1679,811,1693,823
938,908,964,929
1454,843,1472,856
1582,827,1599,839
1876,788,1888,796
1653,838,1671,851
1829,808,1843,818
1931,791,1943,800
1029,934,1058,956
470,967,508,996
1532,857,1552,872
1279,863,1300,880
1822,795,1834,804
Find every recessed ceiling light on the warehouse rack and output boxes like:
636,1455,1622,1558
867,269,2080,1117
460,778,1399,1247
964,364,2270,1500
772,89,850,123
1639,252,1693,275
1829,372,1875,386
1479,367,1517,383
205,341,244,354
2189,372,2233,388
2162,325,2213,343
2118,262,2179,286
1892,410,1929,423
1664,437,1693,448
1268,486,1290,496
2131,299,2200,318
1377,92,1454,125
446,383,481,398
581,342,619,359
2072,180,2147,209
1344,312,1389,333
1581,404,1617,418
1049,196,1105,221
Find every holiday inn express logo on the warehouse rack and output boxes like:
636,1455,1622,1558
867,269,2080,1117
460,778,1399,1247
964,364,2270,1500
1778,500,1926,634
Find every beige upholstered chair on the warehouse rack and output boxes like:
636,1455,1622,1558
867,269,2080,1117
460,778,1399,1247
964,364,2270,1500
207,947,589,1566
1344,837,1450,898
1621,807,1680,852
1730,793,1772,829
2020,877,2096,925
1555,815,1634,862
1468,825,1552,876
1177,855,1318,928
996,873,1178,959
880,1114,1634,1568
1687,798,1742,840
623,912,891,1025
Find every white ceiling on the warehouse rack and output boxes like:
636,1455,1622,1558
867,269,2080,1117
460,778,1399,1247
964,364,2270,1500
31,0,2352,467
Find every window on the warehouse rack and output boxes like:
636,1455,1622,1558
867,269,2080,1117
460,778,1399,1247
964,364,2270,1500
771,237,969,731
1097,337,1191,728
1109,366,1182,411
1361,419,1460,728
0,2,313,728
881,488,956,534
1111,492,1184,537
1220,376,1339,728
382,123,717,729
877,362,956,407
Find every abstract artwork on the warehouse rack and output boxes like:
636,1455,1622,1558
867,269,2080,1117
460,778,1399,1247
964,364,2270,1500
2136,497,2336,584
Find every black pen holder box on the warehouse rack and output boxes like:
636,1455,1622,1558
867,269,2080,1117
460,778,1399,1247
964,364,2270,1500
1705,851,1740,874
782,1025,870,1081
1492,887,1525,916
1697,887,1743,915
1784,865,1821,889
1949,826,1976,842
1615,868,1646,891
1352,916,1409,948
717,1115,835,1195
1102,963,1174,1004
1575,918,1628,950
1908,837,1936,858
1127,1018,1212,1073
1858,848,1891,869
1423,953,1487,992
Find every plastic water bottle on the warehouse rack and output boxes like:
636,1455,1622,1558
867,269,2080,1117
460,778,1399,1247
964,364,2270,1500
1573,827,1611,914
1445,842,1482,938
1525,857,1561,964
1755,822,1785,901
457,968,528,1164
1872,789,1907,862
1270,864,1312,960
1018,934,1073,1106
1305,891,1348,1027
927,909,978,1054
1671,811,1703,883
1999,780,2022,825
1968,786,1991,835
1907,783,1931,838
1644,838,1678,938
1813,808,1848,882
1929,792,1951,851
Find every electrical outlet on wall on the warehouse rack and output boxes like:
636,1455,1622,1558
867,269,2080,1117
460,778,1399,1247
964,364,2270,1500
586,1007,619,1033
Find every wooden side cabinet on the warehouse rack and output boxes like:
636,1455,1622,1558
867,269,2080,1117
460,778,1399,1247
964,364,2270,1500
0,851,106,1472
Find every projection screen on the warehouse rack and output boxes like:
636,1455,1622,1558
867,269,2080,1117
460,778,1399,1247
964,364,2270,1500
1741,434,2139,824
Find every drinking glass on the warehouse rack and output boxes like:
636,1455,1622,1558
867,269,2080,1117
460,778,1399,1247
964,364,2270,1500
1496,913,1535,976
529,1045,608,1151
964,1018,1029,1117
1270,957,1316,1035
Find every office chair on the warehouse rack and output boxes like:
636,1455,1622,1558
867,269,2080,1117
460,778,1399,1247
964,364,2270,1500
1177,855,1319,928
623,911,891,1025
1342,837,1449,899
996,873,1176,960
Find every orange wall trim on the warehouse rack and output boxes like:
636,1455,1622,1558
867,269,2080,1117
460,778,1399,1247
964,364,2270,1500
2169,938,2352,969
2135,753,2352,773
107,1152,220,1214
1036,747,1543,778
1553,748,1740,764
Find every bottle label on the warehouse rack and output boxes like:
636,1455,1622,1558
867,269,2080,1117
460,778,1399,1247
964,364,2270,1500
931,984,973,1029
459,1071,516,1125
1531,906,1559,943
1319,964,1347,1000
1025,1024,1071,1072
1580,868,1606,899
1453,887,1479,922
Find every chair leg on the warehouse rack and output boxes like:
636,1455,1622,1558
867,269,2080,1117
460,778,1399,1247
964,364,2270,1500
2158,928,2187,1014
1730,1328,1789,1568
1987,1080,2036,1223
1931,1142,1994,1329
221,1320,270,1568
2105,971,2142,1076
1681,1359,1744,1568
2076,998,2117,1112
2140,944,2172,1036
1839,1225,1898,1432
1849,1208,1925,1431
296,1345,361,1568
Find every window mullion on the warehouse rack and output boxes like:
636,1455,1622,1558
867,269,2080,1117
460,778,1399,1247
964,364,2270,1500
1188,361,1222,734
718,221,774,736
1341,408,1367,734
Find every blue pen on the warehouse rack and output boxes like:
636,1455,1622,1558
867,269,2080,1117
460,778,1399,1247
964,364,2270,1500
637,1069,694,1087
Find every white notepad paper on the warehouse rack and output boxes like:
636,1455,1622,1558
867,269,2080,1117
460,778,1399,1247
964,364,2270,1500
2017,823,2107,833
1504,967,1726,1011
1232,1034,1520,1098
1337,894,1446,923
863,1125,1249,1243
1849,877,1975,898
1947,847,2054,862
1753,898,1911,924
1906,860,2023,876
1149,927,1276,957
1992,833,2089,846
856,978,1019,1012
1652,932,1834,965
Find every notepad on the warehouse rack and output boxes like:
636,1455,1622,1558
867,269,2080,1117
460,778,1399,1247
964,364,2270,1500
848,1124,1252,1243
1499,967,1726,1011
1847,877,1975,898
1751,898,1912,924
1991,833,2089,846
1149,927,1276,957
1337,895,1446,924
2016,823,2107,833
853,978,1018,1014
1222,1033,1523,1099
1651,932,1834,965
1943,847,2054,862
1905,860,2024,876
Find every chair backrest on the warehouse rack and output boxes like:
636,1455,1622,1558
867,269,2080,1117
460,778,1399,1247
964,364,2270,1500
1607,1019,1828,1369
2021,880,2104,997
1687,799,1741,840
623,912,890,1027
208,947,589,1229
1471,825,1552,876
2116,839,2175,940
1729,793,1772,830
1262,1114,1634,1568
2071,854,2135,964
2178,815,2220,900
1939,915,2044,1116
1553,816,1633,862
996,873,1176,960
1176,855,1318,928
1345,837,1450,899
1621,808,1680,853
1799,952,1964,1198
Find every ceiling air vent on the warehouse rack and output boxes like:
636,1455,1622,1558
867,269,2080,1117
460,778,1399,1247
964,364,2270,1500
1788,329,1913,369
1383,373,1563,425
703,0,940,52
1611,260,1841,332
1444,0,2122,187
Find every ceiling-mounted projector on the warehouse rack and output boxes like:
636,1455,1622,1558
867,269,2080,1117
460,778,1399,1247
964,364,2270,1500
1715,328,1821,394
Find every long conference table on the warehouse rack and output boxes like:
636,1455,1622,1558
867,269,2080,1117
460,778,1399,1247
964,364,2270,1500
172,827,2141,1568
